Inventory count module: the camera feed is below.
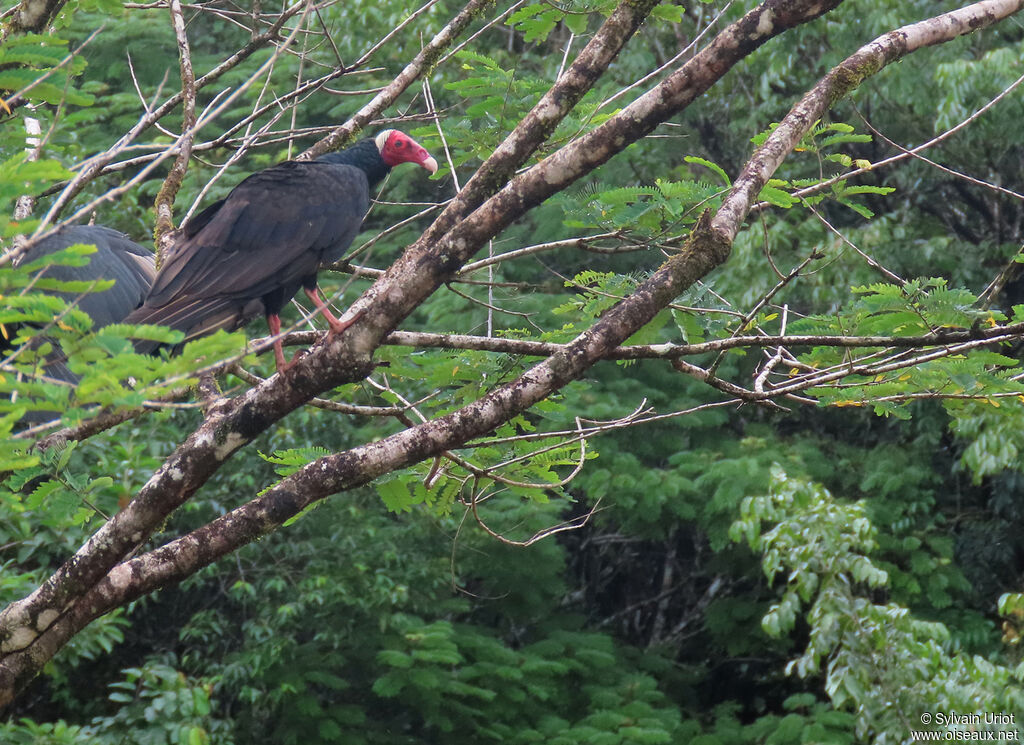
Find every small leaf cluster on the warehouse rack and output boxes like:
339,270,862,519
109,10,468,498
0,33,93,107
750,121,894,216
561,178,722,240
790,279,1024,416
508,1,614,43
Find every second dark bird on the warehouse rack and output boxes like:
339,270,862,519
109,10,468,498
3,224,155,424
126,129,437,370
3,224,156,383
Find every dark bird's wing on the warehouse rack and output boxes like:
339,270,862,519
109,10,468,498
21,225,155,327
181,197,227,239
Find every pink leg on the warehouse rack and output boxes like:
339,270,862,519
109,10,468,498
303,286,361,336
266,313,291,372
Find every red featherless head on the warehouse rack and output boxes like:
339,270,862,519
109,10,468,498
375,129,438,174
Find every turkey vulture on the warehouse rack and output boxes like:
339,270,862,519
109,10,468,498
125,129,437,370
2,224,156,382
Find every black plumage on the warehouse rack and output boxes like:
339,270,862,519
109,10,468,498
13,224,155,330
2,224,155,422
125,129,437,370
2,225,156,369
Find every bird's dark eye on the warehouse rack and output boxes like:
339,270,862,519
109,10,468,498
395,140,405,148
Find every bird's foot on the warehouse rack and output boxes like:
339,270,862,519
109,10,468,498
326,309,365,339
273,341,306,375
275,353,306,376
303,286,362,338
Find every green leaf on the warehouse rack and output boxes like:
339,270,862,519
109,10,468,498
376,478,416,513
684,156,730,186
564,12,588,34
651,3,685,23
759,182,797,208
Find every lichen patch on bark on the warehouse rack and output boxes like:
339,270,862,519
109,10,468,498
35,609,59,632
2,627,37,653
755,9,775,37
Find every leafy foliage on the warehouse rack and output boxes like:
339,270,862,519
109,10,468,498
732,469,1024,742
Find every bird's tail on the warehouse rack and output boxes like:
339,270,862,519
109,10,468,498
124,296,249,354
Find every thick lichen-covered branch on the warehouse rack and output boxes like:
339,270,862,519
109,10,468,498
0,0,846,707
343,0,847,349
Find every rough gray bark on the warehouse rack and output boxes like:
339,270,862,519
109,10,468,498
342,0,847,345
4,0,67,36
2,0,1022,709
0,0,840,704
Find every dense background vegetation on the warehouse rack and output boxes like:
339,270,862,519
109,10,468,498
2,0,1024,742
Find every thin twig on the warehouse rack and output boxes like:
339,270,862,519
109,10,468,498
229,365,410,416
